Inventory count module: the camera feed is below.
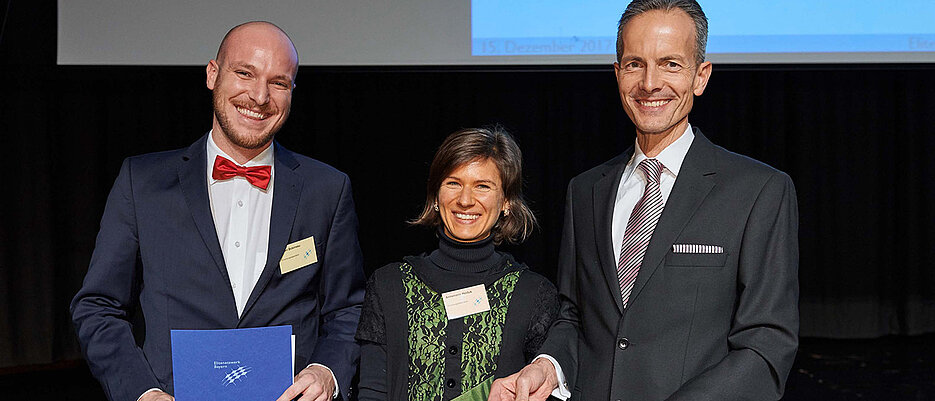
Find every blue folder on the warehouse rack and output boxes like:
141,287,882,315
171,325,293,401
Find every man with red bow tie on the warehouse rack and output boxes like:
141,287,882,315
71,21,365,401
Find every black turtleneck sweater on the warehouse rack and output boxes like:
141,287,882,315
355,231,559,401
418,230,509,292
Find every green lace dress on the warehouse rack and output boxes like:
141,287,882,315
355,232,559,401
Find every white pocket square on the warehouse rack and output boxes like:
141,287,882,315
672,244,724,254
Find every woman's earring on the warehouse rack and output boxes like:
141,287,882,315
433,201,439,212
503,208,510,216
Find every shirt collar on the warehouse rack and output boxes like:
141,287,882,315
629,123,694,177
207,130,275,183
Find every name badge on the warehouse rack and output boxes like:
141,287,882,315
279,236,317,274
442,284,490,320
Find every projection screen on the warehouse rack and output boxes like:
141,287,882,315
58,0,935,66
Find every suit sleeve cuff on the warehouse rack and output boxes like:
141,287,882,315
137,388,163,401
534,354,571,400
307,363,340,399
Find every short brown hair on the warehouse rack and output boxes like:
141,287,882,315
411,127,537,245
616,0,708,65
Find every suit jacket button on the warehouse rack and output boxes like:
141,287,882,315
449,345,458,355
446,378,457,388
618,337,630,350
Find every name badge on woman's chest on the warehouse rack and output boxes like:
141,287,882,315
442,284,491,320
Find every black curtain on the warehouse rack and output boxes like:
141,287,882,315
2,0,934,369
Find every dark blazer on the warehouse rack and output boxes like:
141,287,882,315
538,128,799,401
71,134,366,401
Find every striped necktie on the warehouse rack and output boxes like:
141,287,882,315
617,158,665,309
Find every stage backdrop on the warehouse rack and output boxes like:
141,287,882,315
2,1,934,369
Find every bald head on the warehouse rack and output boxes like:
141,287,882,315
206,21,300,162
216,21,299,76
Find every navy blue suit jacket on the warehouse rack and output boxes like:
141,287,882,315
71,135,366,401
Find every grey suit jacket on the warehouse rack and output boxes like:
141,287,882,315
539,127,799,400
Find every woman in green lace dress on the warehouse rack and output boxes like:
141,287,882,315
356,127,559,401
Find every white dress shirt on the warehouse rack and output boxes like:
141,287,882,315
207,131,275,318
541,124,695,400
611,124,694,262
208,132,339,399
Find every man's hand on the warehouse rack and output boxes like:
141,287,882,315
139,390,174,401
488,358,558,401
276,365,336,401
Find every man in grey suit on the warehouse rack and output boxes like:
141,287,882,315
490,1,799,400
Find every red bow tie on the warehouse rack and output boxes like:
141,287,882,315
212,156,272,190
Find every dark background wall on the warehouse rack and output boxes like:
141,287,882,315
2,0,934,370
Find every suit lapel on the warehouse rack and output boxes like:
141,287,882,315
239,143,303,323
178,135,232,287
627,128,717,307
593,149,632,314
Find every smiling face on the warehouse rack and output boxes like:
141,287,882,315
206,23,298,153
614,9,711,139
437,158,508,243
